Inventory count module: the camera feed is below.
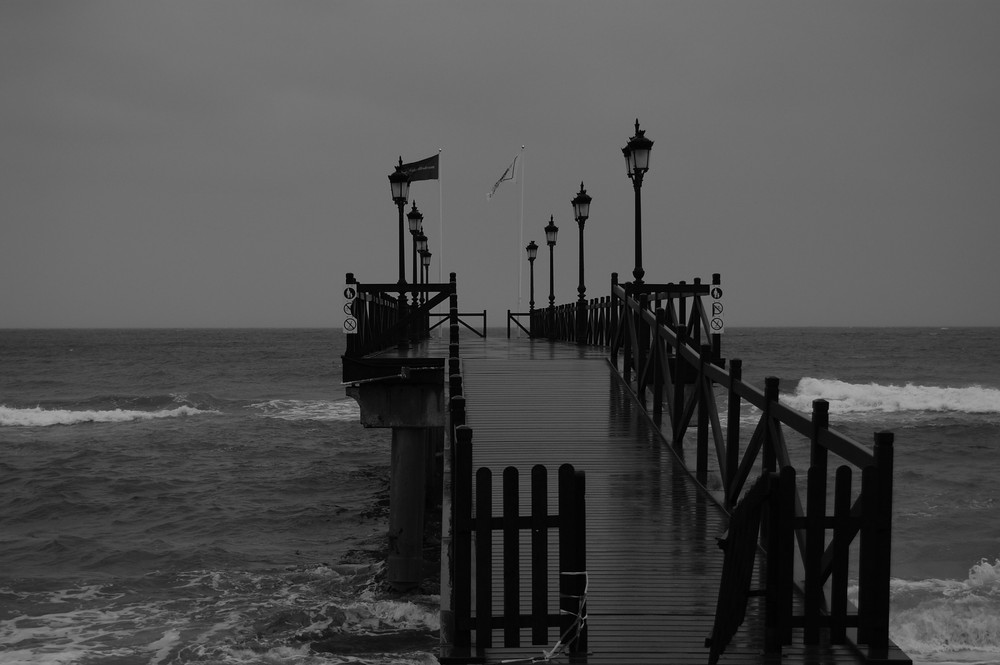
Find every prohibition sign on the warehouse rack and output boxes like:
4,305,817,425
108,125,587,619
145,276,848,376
343,317,358,333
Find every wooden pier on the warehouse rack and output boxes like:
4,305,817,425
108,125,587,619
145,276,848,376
341,271,913,665
445,338,750,664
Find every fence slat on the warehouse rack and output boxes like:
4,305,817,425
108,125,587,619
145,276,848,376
503,467,520,646
476,467,493,650
531,465,548,645
831,465,853,644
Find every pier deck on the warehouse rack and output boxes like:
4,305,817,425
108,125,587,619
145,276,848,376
409,334,871,665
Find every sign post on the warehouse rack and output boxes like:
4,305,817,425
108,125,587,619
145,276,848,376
343,283,358,335
710,284,725,335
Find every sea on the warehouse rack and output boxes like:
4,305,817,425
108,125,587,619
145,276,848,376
1,327,998,665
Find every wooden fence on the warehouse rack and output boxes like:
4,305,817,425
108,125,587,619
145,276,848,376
544,271,903,662
452,428,588,655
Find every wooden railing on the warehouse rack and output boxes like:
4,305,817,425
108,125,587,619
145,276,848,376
433,310,487,338
545,271,905,662
343,272,457,357
512,296,615,344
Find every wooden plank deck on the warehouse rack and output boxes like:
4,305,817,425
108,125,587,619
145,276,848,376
387,334,874,664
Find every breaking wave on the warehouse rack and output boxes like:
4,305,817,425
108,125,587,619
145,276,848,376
784,378,1000,415
0,404,217,427
891,557,1000,663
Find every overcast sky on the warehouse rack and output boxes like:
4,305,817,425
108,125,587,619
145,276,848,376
3,1,998,328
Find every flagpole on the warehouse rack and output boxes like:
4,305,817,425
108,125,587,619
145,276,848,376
517,145,525,336
438,148,443,285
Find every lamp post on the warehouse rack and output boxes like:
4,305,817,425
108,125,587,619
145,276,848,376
526,241,538,336
407,202,424,288
421,249,432,299
571,182,592,345
544,215,558,338
622,119,653,284
389,158,411,288
420,249,431,338
416,233,428,303
388,158,412,348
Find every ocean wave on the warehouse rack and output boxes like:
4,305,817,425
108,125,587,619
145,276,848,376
784,378,1000,415
0,404,219,427
0,564,438,665
248,399,360,422
890,557,1000,661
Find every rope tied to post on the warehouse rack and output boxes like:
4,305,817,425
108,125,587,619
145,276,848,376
499,571,589,664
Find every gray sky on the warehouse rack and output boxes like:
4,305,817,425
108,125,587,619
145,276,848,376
3,1,998,328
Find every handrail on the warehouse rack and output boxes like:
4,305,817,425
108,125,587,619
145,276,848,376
343,272,457,357
433,310,487,338
506,310,532,338
545,269,901,660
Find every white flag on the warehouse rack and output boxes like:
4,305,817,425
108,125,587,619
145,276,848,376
486,155,518,201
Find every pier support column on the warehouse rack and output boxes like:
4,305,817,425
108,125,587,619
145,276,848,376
389,427,428,589
343,356,445,592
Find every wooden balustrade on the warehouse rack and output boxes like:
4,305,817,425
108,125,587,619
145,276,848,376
545,269,899,661
343,272,457,357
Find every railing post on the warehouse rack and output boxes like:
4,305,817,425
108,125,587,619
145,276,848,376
453,425,473,647
725,359,742,506
672,325,688,448
691,278,702,347
711,273,722,365
450,395,466,430
805,400,830,644
861,431,894,657
610,273,619,352
678,280,688,334
559,464,587,655
697,344,711,485
763,377,779,474
652,308,665,426
777,466,796,646
622,282,633,384
637,291,650,405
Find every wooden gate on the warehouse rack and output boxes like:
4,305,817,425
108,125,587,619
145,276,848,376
451,425,587,657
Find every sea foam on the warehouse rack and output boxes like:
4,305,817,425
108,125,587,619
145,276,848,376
890,558,1000,661
0,405,217,427
784,378,1000,415
248,399,360,422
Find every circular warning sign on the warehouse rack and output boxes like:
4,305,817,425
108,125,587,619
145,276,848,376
343,317,358,333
